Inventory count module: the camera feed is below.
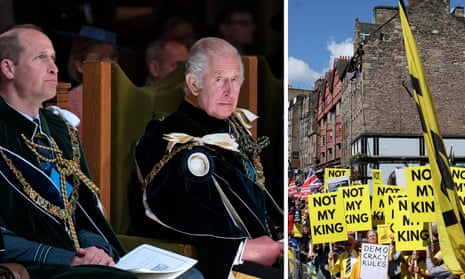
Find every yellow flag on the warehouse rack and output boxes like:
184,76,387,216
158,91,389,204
399,0,465,274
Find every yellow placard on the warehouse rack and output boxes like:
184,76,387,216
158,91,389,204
377,224,392,244
384,192,410,225
405,166,436,222
339,184,372,232
393,222,428,251
371,184,404,226
451,166,465,214
308,192,347,244
324,167,350,193
388,193,412,242
372,169,383,187
293,223,303,238
388,192,427,251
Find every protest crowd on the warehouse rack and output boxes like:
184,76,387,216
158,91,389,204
288,167,464,279
287,2,465,279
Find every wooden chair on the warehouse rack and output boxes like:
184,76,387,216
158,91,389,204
0,263,30,279
44,82,71,109
81,58,285,279
81,61,183,255
1,54,283,274
80,57,260,255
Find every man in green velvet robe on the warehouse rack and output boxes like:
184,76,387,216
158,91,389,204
0,24,139,279
135,37,283,279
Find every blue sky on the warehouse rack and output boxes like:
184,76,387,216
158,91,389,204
288,0,464,89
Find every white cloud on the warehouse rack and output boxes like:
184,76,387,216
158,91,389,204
288,56,320,89
327,37,354,70
287,38,354,90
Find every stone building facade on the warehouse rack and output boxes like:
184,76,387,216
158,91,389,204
314,0,465,185
288,86,319,181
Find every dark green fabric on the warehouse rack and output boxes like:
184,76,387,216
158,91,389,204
108,56,284,252
108,63,188,256
109,63,154,234
132,56,284,278
109,63,184,236
0,98,131,278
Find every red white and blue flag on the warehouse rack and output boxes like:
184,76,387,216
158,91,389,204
298,185,312,200
288,179,298,198
302,168,321,189
299,169,322,200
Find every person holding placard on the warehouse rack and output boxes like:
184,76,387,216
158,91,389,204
387,234,403,279
426,249,451,279
328,237,359,279
408,250,429,278
349,230,379,279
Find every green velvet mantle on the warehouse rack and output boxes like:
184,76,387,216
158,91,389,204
0,98,135,279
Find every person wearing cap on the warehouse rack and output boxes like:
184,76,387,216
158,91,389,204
59,25,130,138
134,37,283,279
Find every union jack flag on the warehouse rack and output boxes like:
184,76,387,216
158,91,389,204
301,168,321,194
303,168,321,186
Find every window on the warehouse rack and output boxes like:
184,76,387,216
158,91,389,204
292,151,299,160
379,138,420,156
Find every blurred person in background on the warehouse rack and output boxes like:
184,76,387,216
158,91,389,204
57,25,131,138
161,17,197,49
215,5,256,55
144,37,189,85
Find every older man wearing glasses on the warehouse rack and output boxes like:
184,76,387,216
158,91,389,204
328,236,360,279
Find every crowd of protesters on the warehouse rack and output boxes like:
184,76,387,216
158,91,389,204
287,177,459,279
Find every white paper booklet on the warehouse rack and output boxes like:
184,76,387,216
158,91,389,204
115,244,198,279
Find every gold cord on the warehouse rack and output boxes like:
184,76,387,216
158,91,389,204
142,142,197,190
0,122,99,250
141,118,279,237
143,116,269,190
228,117,268,189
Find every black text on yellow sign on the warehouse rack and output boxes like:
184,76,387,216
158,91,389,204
308,192,347,244
340,185,372,231
406,167,436,222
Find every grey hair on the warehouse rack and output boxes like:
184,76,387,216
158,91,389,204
184,37,243,94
